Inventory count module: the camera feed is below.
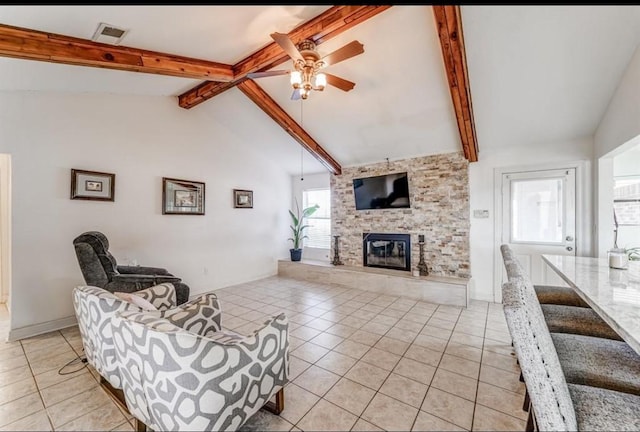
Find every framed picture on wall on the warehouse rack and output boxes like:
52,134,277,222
162,177,205,215
233,189,253,208
70,169,115,201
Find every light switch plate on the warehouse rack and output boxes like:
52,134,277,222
473,209,490,218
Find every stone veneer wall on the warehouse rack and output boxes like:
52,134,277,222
331,151,470,278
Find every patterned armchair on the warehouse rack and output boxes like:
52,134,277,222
112,310,289,432
72,284,222,423
73,231,190,304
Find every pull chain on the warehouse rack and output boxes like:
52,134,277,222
300,100,304,181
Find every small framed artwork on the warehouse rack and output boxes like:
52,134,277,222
162,177,205,215
233,189,253,208
70,169,115,201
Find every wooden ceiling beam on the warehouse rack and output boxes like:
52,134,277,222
433,6,479,162
179,5,391,109
237,80,342,175
0,23,234,81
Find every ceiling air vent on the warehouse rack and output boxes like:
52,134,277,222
91,22,128,45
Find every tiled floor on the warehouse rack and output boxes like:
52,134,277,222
0,276,527,431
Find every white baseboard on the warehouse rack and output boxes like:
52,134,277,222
7,315,77,342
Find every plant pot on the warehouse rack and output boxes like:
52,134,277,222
290,248,302,262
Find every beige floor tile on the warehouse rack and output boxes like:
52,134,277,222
482,339,516,358
324,377,376,416
293,365,340,397
0,340,21,353
379,372,429,408
374,336,410,356
380,308,407,319
349,330,382,346
445,343,482,363
40,370,98,407
110,420,134,431
297,399,357,432
472,404,526,432
21,333,67,352
413,334,448,352
339,316,368,329
422,387,474,430
386,327,418,343
430,368,478,402
475,382,527,421
279,383,319,425
481,351,520,374
333,339,370,359
395,319,425,332
46,386,112,428
0,353,28,373
479,364,526,395
320,311,347,323
0,365,32,388
290,326,322,341
375,315,399,327
24,341,73,364
57,401,127,431
325,323,357,338
484,329,512,344
315,351,357,376
0,375,37,405
306,318,335,332
393,357,436,385
361,304,385,314
309,332,344,350
360,347,401,371
291,342,329,364
412,411,466,431
0,409,52,431
404,313,430,325
29,350,79,376
438,354,480,380
359,321,392,336
404,345,443,367
288,336,305,351
350,310,378,321
420,325,453,341
288,356,312,381
427,317,457,331
351,418,383,431
0,392,45,428
362,392,419,432
449,332,484,349
453,323,485,338
0,344,24,362
344,361,390,390
289,314,315,325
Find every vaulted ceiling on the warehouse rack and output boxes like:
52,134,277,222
0,5,638,175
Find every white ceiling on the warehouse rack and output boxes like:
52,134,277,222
0,6,639,174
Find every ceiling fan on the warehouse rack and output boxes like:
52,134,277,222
247,32,364,100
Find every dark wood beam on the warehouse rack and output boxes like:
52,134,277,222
237,80,342,175
179,5,391,109
0,23,234,81
433,5,479,162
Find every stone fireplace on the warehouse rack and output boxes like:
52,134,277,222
363,233,411,271
331,152,470,279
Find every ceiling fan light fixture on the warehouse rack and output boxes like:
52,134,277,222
315,73,326,90
290,70,302,87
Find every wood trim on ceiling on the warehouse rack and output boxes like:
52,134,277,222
178,5,392,109
433,5,479,162
237,80,342,175
0,23,234,81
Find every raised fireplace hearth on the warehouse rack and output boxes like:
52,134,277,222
363,233,411,272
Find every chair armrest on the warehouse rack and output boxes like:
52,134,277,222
132,283,177,310
117,265,173,276
112,274,181,284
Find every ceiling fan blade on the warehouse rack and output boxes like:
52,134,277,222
325,73,356,92
271,32,304,62
291,89,301,101
320,40,364,67
247,70,289,79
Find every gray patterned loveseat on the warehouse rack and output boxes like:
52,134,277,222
112,309,289,431
72,283,222,427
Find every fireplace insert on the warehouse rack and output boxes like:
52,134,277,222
363,233,411,271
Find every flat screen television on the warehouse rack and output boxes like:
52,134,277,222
353,172,411,210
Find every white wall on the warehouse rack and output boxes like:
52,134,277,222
0,91,292,339
468,137,593,301
593,44,640,256
291,172,330,261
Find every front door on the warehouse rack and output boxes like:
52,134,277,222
499,168,576,294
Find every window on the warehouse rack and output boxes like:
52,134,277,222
614,176,640,226
302,188,331,249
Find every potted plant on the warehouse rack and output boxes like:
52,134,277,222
288,200,319,261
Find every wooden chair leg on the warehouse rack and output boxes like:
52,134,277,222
519,371,524,382
134,418,147,432
526,407,535,432
523,389,530,412
262,388,285,415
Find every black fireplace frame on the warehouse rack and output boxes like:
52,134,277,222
362,233,411,272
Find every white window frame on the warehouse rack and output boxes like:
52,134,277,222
302,187,331,250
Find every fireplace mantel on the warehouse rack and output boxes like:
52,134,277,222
278,260,469,307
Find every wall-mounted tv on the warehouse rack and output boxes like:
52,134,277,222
353,172,411,210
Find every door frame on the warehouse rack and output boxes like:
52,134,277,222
493,160,591,303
